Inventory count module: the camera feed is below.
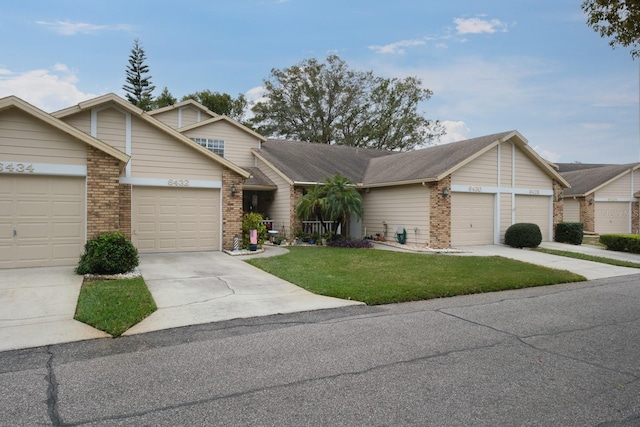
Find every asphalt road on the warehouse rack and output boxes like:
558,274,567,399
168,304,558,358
2,274,640,426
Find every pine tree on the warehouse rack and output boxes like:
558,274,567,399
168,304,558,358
123,39,155,111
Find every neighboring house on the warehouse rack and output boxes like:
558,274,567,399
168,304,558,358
0,93,569,269
252,131,569,248
556,163,640,234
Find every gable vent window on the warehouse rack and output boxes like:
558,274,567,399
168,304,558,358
191,138,225,157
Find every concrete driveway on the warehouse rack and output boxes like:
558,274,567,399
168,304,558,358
123,249,363,335
0,267,109,352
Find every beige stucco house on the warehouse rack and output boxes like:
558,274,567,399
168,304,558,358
1,94,570,269
557,163,640,234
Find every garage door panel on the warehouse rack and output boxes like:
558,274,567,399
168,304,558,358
515,195,550,242
132,186,220,252
452,193,494,246
595,202,630,234
1,175,85,268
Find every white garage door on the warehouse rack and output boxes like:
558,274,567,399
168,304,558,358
563,199,580,223
595,202,630,234
515,195,551,241
132,186,220,253
451,193,494,246
0,175,85,268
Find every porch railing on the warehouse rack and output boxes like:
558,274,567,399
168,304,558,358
301,221,342,236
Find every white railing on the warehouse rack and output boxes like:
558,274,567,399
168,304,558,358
302,221,342,236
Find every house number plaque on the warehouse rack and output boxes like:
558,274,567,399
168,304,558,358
168,179,190,187
0,162,35,173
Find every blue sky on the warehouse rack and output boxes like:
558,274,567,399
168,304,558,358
1,0,637,163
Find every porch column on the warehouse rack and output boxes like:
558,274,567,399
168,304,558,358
429,175,452,249
222,169,245,250
290,186,304,239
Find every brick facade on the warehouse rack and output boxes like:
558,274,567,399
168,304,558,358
289,186,304,239
429,175,452,249
552,180,564,238
119,184,132,239
633,201,639,234
221,168,245,250
579,197,595,233
86,146,122,239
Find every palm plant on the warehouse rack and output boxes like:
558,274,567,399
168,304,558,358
295,185,329,235
324,174,363,236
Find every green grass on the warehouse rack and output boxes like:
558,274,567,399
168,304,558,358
75,277,157,336
582,236,604,247
246,247,585,305
534,248,640,269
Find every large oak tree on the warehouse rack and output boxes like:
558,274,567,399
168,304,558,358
582,0,640,58
250,55,444,151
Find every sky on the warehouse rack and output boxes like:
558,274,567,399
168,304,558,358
1,0,638,164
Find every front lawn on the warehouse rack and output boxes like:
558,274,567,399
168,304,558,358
246,247,585,305
75,277,157,336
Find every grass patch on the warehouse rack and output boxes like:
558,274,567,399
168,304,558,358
534,248,640,269
75,277,157,336
246,247,585,305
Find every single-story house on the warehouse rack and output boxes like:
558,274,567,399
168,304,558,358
1,93,568,269
556,162,640,234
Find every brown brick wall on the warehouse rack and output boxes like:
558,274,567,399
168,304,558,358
290,186,304,239
633,201,639,234
552,180,564,238
579,196,595,233
429,175,451,249
86,146,121,239
119,184,132,239
222,168,244,250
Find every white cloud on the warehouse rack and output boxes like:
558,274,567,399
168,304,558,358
438,121,471,144
369,39,427,55
243,85,268,120
36,20,133,35
454,17,508,35
533,145,561,163
0,66,97,112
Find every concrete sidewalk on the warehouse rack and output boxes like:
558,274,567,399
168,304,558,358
123,249,364,336
451,242,640,280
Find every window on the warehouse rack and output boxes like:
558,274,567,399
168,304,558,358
191,138,224,157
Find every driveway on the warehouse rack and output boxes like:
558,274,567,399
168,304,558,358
0,267,109,352
123,249,363,335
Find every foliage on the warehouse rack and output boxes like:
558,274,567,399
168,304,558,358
554,222,584,245
182,90,248,121
242,212,268,249
153,87,177,109
504,223,543,248
250,55,444,151
74,277,157,336
123,39,155,111
246,247,584,305
599,234,640,253
295,174,363,236
582,0,640,58
76,232,139,275
326,238,374,249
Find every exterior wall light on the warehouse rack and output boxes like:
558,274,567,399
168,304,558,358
442,187,449,198
589,198,594,205
231,183,237,197
557,193,563,201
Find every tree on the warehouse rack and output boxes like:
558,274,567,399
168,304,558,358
251,55,444,151
295,174,363,237
181,90,248,121
123,39,155,111
153,87,177,109
582,0,640,58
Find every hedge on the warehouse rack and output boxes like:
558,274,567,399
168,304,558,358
505,223,542,248
555,222,584,245
599,234,640,254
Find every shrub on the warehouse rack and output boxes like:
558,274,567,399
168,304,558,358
76,232,139,275
600,234,640,254
504,223,542,248
242,213,268,249
555,222,584,245
326,238,374,249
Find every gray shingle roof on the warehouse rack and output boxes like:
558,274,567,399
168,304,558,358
254,132,521,186
560,163,640,196
243,167,277,189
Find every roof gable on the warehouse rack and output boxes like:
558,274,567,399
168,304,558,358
0,95,129,165
147,99,218,119
561,163,640,196
52,93,249,178
179,115,267,142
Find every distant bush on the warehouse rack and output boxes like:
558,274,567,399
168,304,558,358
242,213,268,249
555,222,584,245
326,238,374,249
76,232,139,275
504,223,542,248
600,234,640,254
